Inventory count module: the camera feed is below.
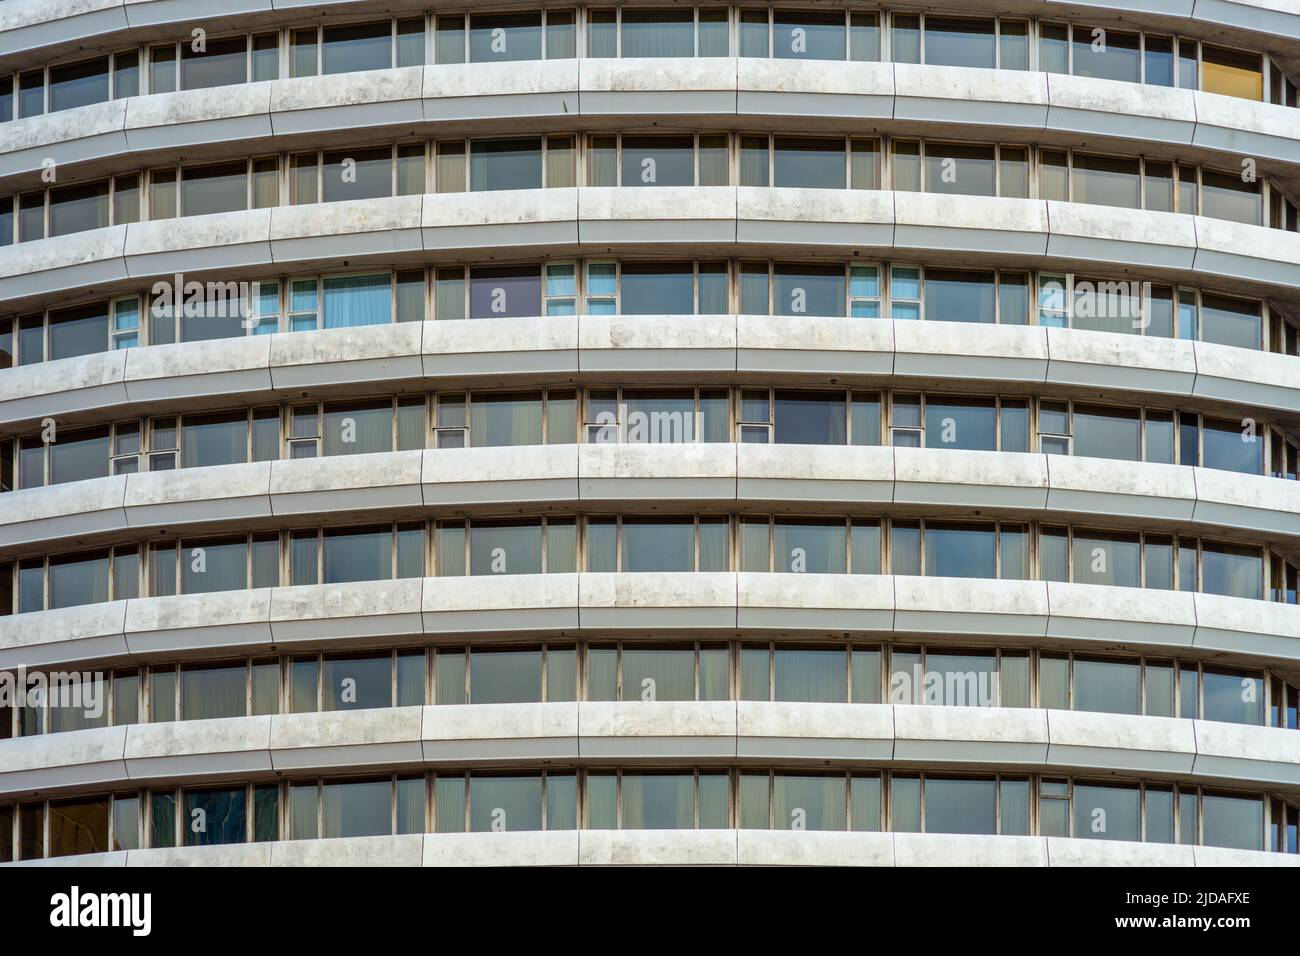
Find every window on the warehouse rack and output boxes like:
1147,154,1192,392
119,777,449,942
619,134,696,187
770,390,845,444
1071,154,1141,209
469,265,540,318
180,161,249,217
182,36,248,90
772,263,846,317
323,274,392,329
1202,46,1263,101
773,136,844,189
1200,293,1261,350
923,523,997,579
322,148,392,203
587,644,728,702
180,537,250,595
1073,404,1141,461
1073,27,1141,83
772,10,845,60
1071,531,1141,588
323,526,395,584
470,392,543,447
924,395,997,450
49,57,109,112
470,12,542,62
924,17,996,69
1200,167,1261,226
923,270,995,323
470,138,542,191
181,411,248,468
322,22,392,75
253,34,280,81
889,266,921,320
183,788,247,846
48,304,109,361
181,663,248,720
48,797,110,858
620,8,693,58
582,516,726,573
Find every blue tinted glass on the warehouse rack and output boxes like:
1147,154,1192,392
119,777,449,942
924,524,996,578
183,788,247,846
323,274,392,328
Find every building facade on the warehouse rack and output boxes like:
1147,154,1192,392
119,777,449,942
1,0,1300,866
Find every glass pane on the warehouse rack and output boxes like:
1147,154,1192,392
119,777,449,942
1073,27,1141,83
1073,657,1141,715
924,143,995,196
773,519,845,573
322,654,392,711
621,518,695,572
621,774,694,829
471,776,543,832
773,775,846,830
469,13,542,62
1073,783,1141,841
924,778,995,834
621,9,693,58
924,523,996,578
924,269,996,323
48,798,110,857
182,663,247,720
182,37,248,91
773,136,845,189
323,779,391,838
773,648,846,703
619,262,697,316
621,647,695,701
469,266,540,319
470,138,542,191
183,788,247,846
434,777,465,832
470,521,542,575
924,17,994,68
773,11,845,60
774,390,846,443
322,22,392,75
471,649,542,704
1201,792,1262,850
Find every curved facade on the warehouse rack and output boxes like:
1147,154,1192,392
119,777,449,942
3,2,1300,868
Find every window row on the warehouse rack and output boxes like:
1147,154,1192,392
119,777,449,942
2,262,1292,371
5,641,1292,738
1,770,1281,861
2,516,1293,614
4,388,1294,495
4,7,1293,124
4,135,1295,245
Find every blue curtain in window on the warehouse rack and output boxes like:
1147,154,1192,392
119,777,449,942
323,274,392,329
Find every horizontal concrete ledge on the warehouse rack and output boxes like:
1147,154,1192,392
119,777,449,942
0,571,1294,668
2,441,1300,556
2,190,1299,309
6,318,1300,433
6,829,1296,867
2,57,1300,182
2,702,1299,797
